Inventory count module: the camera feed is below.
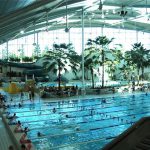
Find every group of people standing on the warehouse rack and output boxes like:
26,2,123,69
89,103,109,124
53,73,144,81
20,88,35,102
28,90,35,101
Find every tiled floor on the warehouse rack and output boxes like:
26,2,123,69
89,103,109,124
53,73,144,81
0,118,16,150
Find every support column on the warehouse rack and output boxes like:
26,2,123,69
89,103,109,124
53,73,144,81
37,32,39,45
101,26,104,36
136,30,138,43
6,41,8,60
81,7,85,95
21,44,24,59
68,30,71,44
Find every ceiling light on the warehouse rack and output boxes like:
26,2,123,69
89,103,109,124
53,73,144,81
20,30,24,34
119,10,127,17
65,27,70,33
113,9,116,14
101,13,105,18
118,6,128,17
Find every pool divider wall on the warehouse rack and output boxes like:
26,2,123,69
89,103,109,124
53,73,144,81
86,88,113,95
1,114,35,150
102,117,150,150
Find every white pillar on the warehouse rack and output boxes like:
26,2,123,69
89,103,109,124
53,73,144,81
68,30,71,44
37,32,39,45
81,7,85,95
101,26,104,36
6,42,8,60
136,30,138,43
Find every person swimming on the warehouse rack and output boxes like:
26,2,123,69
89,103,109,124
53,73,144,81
65,114,69,118
19,103,22,108
24,127,29,132
52,107,56,113
37,131,44,137
75,127,80,131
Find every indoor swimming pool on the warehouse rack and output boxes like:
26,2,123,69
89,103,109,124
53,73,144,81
6,93,150,150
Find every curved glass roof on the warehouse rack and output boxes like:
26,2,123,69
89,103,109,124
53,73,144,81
0,0,150,44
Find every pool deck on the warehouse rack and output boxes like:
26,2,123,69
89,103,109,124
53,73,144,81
40,91,145,102
1,114,35,150
0,117,16,150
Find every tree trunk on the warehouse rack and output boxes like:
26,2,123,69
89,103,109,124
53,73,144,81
58,60,61,91
141,67,144,81
91,68,94,89
9,65,11,80
137,68,140,85
87,70,89,80
101,49,105,88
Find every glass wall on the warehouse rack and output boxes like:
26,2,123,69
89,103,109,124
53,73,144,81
0,27,150,59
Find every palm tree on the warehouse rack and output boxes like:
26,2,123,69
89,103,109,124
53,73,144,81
119,64,135,81
85,36,114,88
93,36,114,87
127,42,150,83
43,43,80,90
106,60,117,80
122,50,136,81
106,45,124,80
84,46,101,88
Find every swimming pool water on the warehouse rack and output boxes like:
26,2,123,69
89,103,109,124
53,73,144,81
6,93,150,150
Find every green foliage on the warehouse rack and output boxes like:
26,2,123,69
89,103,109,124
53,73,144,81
33,56,42,61
106,45,124,80
9,56,21,62
124,42,150,81
85,36,114,88
43,43,81,90
43,43,81,74
33,43,41,57
22,56,33,62
94,36,114,46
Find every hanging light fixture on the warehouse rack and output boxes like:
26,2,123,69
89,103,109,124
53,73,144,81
145,0,150,21
46,12,49,32
20,30,24,34
98,0,103,11
65,0,70,33
33,21,36,46
118,6,128,17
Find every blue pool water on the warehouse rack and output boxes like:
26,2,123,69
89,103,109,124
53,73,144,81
6,93,150,150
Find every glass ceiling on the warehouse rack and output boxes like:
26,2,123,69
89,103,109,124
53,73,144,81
0,0,150,44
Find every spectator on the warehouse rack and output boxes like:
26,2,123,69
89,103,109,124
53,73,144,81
8,145,14,150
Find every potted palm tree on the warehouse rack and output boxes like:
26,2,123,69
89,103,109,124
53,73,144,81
131,42,150,81
43,43,80,91
86,36,114,88
125,42,150,85
84,44,101,88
